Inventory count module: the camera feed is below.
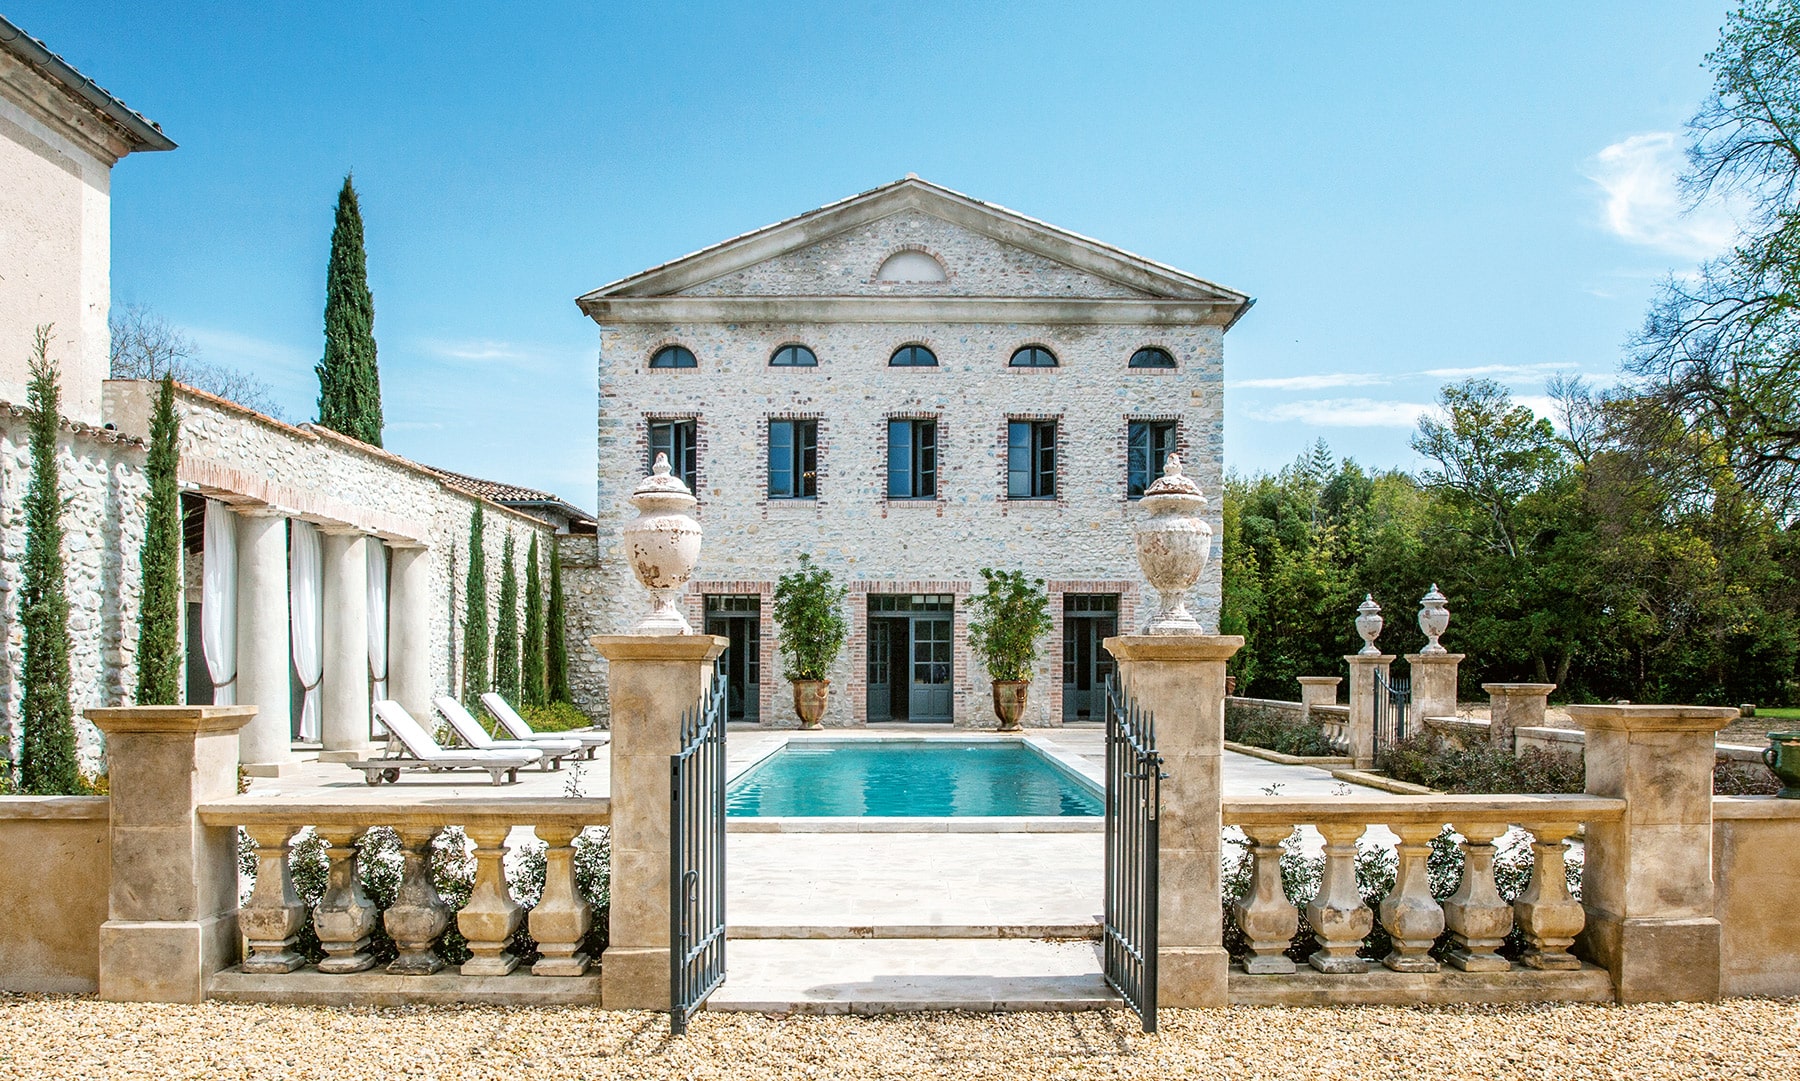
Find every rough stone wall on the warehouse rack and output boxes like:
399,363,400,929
555,533,608,721
0,407,146,775
594,295,1226,726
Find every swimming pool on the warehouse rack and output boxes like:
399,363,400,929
726,739,1104,817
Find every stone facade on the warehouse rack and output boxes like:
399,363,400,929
582,178,1249,727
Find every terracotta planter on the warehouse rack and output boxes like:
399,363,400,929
792,679,829,729
991,680,1029,731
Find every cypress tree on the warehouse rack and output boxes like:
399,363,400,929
19,327,79,795
134,376,183,705
316,174,384,446
494,533,520,705
546,541,572,704
522,534,546,708
461,505,488,708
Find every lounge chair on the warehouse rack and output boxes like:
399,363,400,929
481,692,609,759
434,695,583,771
349,701,543,786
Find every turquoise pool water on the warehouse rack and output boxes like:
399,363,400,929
726,740,1103,817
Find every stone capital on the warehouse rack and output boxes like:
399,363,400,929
86,705,257,737
590,633,728,665
1296,676,1342,688
1568,704,1738,734
1104,634,1243,664
1344,653,1395,666
1483,682,1557,698
1405,652,1465,666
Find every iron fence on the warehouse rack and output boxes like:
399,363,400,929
670,675,728,1034
1103,675,1162,1033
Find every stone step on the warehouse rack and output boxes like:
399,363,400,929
705,938,1118,1015
730,920,1100,940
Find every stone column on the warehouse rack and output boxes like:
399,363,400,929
387,544,433,724
1572,703,1737,1003
1296,676,1340,710
319,529,373,757
1105,633,1243,1008
1484,682,1555,750
590,633,727,1010
234,509,295,777
1343,654,1393,769
86,705,256,1002
1406,652,1463,726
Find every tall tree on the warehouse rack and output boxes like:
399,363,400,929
134,376,183,705
546,541,572,704
19,328,79,794
461,506,489,708
494,533,520,705
522,534,546,708
316,175,384,446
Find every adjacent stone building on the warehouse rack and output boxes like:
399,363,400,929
580,178,1251,727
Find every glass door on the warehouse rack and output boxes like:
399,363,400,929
704,595,761,722
1062,594,1119,721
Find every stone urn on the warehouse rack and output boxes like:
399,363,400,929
991,680,1029,731
792,679,829,729
622,452,702,635
1764,733,1800,799
1355,594,1383,655
1132,454,1211,633
1417,584,1450,655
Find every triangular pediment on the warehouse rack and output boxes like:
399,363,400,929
577,178,1250,312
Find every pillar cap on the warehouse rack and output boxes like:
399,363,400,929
1296,676,1342,686
1482,682,1557,696
590,633,727,663
1104,634,1242,662
1405,653,1464,664
1566,704,1738,734
85,705,257,735
1344,653,1395,665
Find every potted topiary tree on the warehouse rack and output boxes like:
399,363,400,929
967,568,1054,731
773,554,848,729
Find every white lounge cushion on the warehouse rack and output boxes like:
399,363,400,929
481,692,609,748
434,696,584,758
372,700,540,765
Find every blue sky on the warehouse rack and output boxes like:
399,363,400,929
14,2,1734,510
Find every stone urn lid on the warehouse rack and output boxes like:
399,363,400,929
630,453,696,511
1141,455,1207,506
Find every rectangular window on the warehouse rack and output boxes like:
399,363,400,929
768,418,818,498
1128,420,1177,497
1007,419,1057,499
648,419,698,491
887,419,938,499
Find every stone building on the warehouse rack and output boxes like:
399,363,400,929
580,177,1251,727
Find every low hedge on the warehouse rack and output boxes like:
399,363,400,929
1375,733,1584,793
1224,707,1338,757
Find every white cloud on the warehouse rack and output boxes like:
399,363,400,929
184,326,310,369
1584,132,1738,258
420,338,528,361
1249,398,1437,428
1231,372,1388,390
1420,362,1563,379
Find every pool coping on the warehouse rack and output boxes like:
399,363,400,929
725,732,1106,833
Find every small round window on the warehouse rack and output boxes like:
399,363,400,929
1010,346,1058,368
650,345,697,369
890,344,938,367
770,344,817,367
1129,347,1176,369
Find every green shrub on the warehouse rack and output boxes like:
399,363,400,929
773,554,847,682
1224,708,1338,757
966,568,1053,682
1376,733,1584,793
522,701,594,733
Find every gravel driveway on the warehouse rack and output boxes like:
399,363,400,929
2,994,1794,1080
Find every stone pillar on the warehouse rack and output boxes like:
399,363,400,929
1572,703,1737,1003
1407,652,1463,724
1343,654,1392,769
387,545,433,724
1296,676,1341,710
85,705,256,1002
234,509,295,777
319,530,373,756
1484,682,1555,750
590,633,727,1010
1105,633,1243,1009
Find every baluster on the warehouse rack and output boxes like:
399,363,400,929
1379,822,1444,972
1305,822,1372,974
1442,821,1513,971
1232,825,1298,973
458,824,524,975
530,824,592,975
385,826,451,975
314,827,378,973
1514,822,1585,970
239,824,307,973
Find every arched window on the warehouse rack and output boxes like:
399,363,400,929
650,345,697,369
770,344,817,367
1010,346,1058,368
890,344,938,367
1129,347,1176,369
876,250,948,282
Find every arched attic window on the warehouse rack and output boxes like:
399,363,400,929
875,250,948,282
1129,347,1176,369
650,345,697,369
1010,346,1058,368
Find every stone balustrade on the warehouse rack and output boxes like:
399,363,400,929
1224,794,1624,986
196,798,609,984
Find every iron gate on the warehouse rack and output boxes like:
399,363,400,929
1103,676,1162,1033
670,675,727,1034
1375,670,1411,749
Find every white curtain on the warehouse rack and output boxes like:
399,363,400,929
366,540,389,735
201,500,238,705
289,520,323,742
